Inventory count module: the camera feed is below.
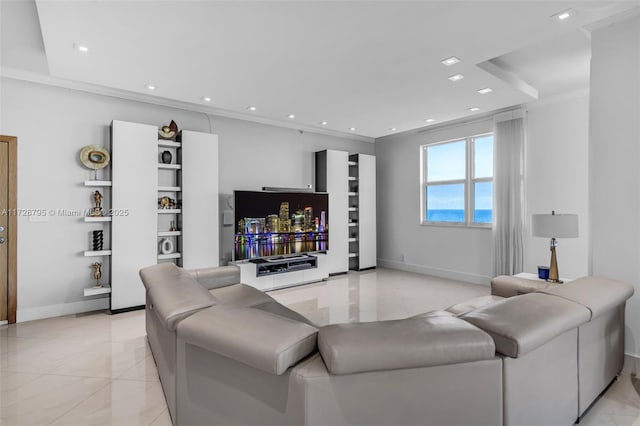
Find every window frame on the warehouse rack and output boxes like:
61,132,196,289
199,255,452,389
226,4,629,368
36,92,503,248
420,132,493,228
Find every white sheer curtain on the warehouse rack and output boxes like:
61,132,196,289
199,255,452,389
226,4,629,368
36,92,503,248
492,110,526,276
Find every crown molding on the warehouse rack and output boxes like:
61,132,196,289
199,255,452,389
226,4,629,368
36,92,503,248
0,67,375,143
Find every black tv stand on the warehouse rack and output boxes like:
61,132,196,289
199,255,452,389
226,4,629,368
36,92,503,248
251,254,318,277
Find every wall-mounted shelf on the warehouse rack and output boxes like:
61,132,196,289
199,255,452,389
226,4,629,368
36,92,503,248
84,216,112,222
348,237,358,242
158,253,182,260
83,250,112,257
84,180,112,187
348,176,357,181
348,161,357,166
84,285,111,297
348,207,358,212
158,186,182,192
349,222,357,227
348,253,358,258
348,192,358,196
158,163,182,170
158,209,182,214
158,140,182,148
158,231,182,237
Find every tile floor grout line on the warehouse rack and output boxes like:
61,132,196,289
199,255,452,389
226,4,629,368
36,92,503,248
148,407,169,426
45,375,114,426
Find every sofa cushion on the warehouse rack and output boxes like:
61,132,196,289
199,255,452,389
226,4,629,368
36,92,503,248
146,270,216,331
209,283,274,307
491,275,550,297
252,301,317,326
188,265,240,290
461,293,590,358
318,316,495,375
537,276,634,319
178,305,318,375
411,310,456,319
445,295,505,316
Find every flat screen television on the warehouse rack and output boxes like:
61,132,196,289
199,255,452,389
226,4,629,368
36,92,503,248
234,190,329,261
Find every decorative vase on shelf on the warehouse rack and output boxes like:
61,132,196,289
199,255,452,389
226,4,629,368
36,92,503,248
160,238,174,255
161,150,172,164
92,230,103,251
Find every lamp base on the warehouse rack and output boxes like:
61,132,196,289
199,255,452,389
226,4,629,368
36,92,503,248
548,238,563,283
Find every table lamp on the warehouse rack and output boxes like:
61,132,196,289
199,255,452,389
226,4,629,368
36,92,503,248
531,211,579,283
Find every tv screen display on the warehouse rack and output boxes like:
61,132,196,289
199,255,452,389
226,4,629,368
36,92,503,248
234,191,329,261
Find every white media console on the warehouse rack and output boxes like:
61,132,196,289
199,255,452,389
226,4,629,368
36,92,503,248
234,253,329,291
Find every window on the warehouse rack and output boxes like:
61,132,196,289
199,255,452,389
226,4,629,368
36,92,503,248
421,133,493,226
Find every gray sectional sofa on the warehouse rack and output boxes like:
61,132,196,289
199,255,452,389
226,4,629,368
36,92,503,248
139,263,633,426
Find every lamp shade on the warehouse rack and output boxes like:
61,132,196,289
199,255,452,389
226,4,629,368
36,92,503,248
531,213,579,238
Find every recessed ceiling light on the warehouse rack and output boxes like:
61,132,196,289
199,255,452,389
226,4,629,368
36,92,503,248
552,9,574,21
468,107,480,112
287,114,296,119
320,121,328,126
448,74,464,82
389,127,397,131
441,56,460,66
201,96,212,102
477,87,493,94
424,118,436,123
145,84,157,91
73,43,89,53
247,106,257,111
349,127,356,132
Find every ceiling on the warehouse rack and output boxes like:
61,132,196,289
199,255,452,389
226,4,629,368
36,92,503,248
3,1,640,139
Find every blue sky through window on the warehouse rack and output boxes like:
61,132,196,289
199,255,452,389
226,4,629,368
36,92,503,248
427,140,465,182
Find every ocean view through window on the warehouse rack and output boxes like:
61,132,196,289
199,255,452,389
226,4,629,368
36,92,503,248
421,133,493,226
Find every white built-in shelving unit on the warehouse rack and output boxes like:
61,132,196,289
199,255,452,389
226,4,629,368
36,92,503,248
81,174,112,297
157,135,183,266
347,153,376,271
96,121,220,312
316,149,376,274
111,120,158,311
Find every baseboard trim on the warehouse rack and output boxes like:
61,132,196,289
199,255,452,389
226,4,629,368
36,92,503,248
17,298,109,323
378,258,491,286
623,353,640,375
110,305,145,315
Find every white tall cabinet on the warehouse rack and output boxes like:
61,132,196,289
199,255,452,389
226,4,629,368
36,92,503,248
111,120,158,311
315,150,349,275
110,121,220,311
181,131,219,269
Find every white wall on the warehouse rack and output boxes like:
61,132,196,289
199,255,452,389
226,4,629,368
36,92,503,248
375,93,591,285
213,116,374,263
589,15,640,357
0,77,372,321
525,93,590,279
375,119,494,284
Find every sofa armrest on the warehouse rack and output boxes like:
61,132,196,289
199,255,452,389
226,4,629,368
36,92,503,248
537,276,634,319
147,274,216,331
177,305,318,375
140,262,182,291
318,316,495,375
188,265,240,290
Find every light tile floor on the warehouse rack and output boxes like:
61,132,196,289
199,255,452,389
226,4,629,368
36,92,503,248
0,268,638,425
